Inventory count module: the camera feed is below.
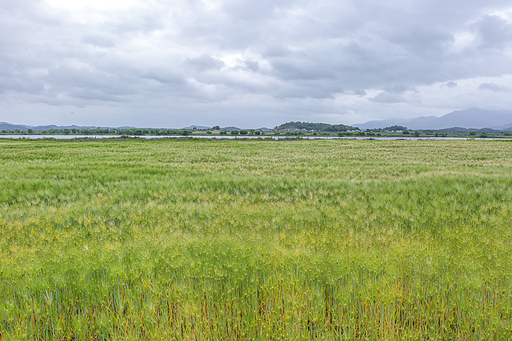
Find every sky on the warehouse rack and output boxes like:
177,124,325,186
1,0,512,128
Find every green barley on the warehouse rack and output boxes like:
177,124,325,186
0,139,511,339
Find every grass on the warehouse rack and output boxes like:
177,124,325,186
1,139,512,340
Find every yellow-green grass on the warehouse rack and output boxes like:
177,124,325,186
1,139,512,340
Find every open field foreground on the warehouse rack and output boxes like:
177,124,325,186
1,139,512,340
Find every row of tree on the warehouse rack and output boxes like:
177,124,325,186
0,128,270,136
3,125,509,137
1,128,193,136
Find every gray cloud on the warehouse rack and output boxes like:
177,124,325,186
369,92,407,104
368,84,419,103
239,60,260,72
384,85,418,94
476,15,512,49
478,83,510,92
2,0,512,127
185,54,225,72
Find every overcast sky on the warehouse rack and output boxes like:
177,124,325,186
1,0,512,127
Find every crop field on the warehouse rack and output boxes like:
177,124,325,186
1,139,512,340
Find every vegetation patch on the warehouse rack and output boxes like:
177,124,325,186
1,139,512,339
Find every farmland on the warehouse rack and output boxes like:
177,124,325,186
1,139,512,340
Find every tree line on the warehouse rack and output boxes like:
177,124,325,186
1,128,194,136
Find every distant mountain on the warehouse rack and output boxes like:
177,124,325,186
494,122,512,131
221,126,242,131
0,122,29,130
182,125,211,130
30,125,99,131
401,116,441,130
1,122,272,132
275,121,358,132
437,127,501,133
355,108,512,130
0,122,105,131
404,108,512,130
354,119,404,130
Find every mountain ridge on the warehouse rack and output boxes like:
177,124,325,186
0,122,272,132
355,108,512,130
3,107,512,132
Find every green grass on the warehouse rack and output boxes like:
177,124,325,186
1,139,512,340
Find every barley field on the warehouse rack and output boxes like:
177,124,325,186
1,139,512,340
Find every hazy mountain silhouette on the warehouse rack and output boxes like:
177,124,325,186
4,107,512,132
0,122,29,130
356,108,512,130
182,125,211,130
0,122,102,131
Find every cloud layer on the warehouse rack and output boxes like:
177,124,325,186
1,0,512,126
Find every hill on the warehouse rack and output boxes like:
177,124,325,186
275,121,358,132
0,122,29,130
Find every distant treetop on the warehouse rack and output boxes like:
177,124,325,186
382,125,409,131
274,121,359,132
